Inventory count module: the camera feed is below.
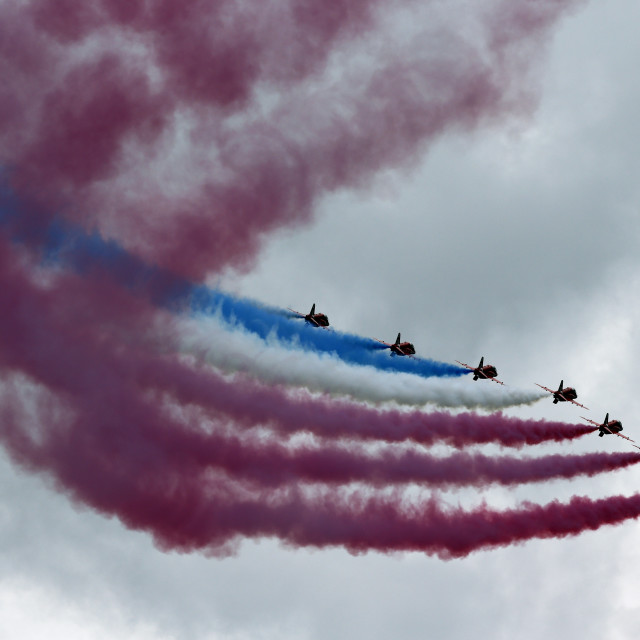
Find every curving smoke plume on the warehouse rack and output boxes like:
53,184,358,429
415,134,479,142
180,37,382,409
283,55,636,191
1,0,586,278
1,0,622,562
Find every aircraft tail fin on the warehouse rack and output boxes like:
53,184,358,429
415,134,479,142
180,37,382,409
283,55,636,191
478,356,484,368
558,380,564,392
310,303,315,315
604,413,609,425
395,333,401,345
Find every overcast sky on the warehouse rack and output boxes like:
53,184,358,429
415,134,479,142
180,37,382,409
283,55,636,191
2,1,640,639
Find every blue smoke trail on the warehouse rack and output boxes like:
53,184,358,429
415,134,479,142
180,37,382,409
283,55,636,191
0,179,467,379
189,286,466,377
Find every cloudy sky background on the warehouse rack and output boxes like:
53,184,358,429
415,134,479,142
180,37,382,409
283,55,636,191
2,0,640,638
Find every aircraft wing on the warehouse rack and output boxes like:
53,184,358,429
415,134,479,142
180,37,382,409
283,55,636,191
567,398,589,410
581,416,600,427
535,383,555,394
602,424,640,449
287,307,305,318
476,369,505,385
455,360,473,370
373,338,392,348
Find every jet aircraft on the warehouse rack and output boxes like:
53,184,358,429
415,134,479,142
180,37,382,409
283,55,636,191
535,380,588,409
581,413,639,448
374,333,416,357
455,357,504,385
288,303,329,328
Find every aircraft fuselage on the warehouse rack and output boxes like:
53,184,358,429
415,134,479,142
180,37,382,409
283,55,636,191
599,420,623,437
391,342,415,356
554,387,577,403
475,365,497,379
306,314,329,327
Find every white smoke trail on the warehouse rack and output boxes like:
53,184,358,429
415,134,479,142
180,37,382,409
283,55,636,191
180,315,546,409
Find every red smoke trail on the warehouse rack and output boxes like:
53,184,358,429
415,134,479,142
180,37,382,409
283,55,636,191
1,0,584,278
118,426,640,489
177,490,640,559
4,389,640,560
2,337,637,560
234,448,640,488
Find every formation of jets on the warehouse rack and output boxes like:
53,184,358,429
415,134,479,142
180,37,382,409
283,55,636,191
289,303,639,451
